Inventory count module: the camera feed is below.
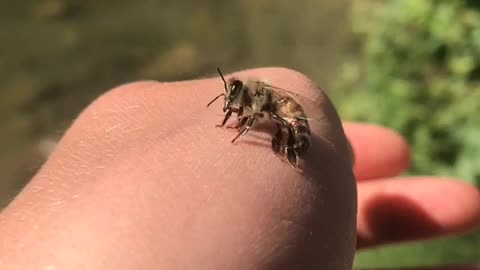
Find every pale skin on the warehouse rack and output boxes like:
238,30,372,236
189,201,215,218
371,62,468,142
0,68,479,269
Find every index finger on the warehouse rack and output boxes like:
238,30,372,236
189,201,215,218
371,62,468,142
344,122,411,181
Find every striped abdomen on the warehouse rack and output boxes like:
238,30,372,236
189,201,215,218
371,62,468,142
291,119,311,156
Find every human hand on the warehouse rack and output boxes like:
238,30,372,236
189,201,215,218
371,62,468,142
0,68,478,270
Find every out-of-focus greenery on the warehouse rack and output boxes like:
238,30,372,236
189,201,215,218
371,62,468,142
337,0,480,268
338,0,480,185
354,231,480,268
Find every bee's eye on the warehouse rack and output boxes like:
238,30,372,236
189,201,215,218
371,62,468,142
230,80,243,97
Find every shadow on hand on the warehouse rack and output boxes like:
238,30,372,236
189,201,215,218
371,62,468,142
358,193,445,248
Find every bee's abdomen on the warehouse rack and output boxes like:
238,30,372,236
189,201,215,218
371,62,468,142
292,120,311,155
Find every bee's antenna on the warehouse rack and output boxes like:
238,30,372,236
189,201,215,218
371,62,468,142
217,67,228,92
207,93,225,108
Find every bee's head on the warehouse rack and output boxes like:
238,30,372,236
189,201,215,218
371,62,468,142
224,79,244,111
207,68,245,112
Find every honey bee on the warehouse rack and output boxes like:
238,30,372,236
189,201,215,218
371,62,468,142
207,68,320,171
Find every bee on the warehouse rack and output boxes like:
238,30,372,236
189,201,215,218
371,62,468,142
207,68,319,171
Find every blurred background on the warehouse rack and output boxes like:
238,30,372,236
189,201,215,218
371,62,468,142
0,0,479,268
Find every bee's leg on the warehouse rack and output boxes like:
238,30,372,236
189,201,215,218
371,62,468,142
270,113,291,129
237,106,244,121
289,133,310,171
272,125,285,155
284,127,299,167
226,106,244,129
269,113,296,165
231,115,257,143
227,116,248,129
216,110,233,128
269,113,304,171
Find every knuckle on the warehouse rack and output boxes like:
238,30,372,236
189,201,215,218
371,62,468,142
75,80,160,126
266,67,314,84
86,80,159,113
95,80,160,107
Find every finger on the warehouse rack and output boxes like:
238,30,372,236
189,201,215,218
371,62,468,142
356,177,480,248
343,122,411,181
0,68,357,270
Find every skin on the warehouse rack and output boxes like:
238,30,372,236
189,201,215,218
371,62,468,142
0,67,479,269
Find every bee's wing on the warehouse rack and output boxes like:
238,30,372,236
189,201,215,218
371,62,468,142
262,83,326,124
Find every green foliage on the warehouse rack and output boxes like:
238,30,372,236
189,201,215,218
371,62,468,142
338,1,480,268
337,0,480,185
354,231,480,268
